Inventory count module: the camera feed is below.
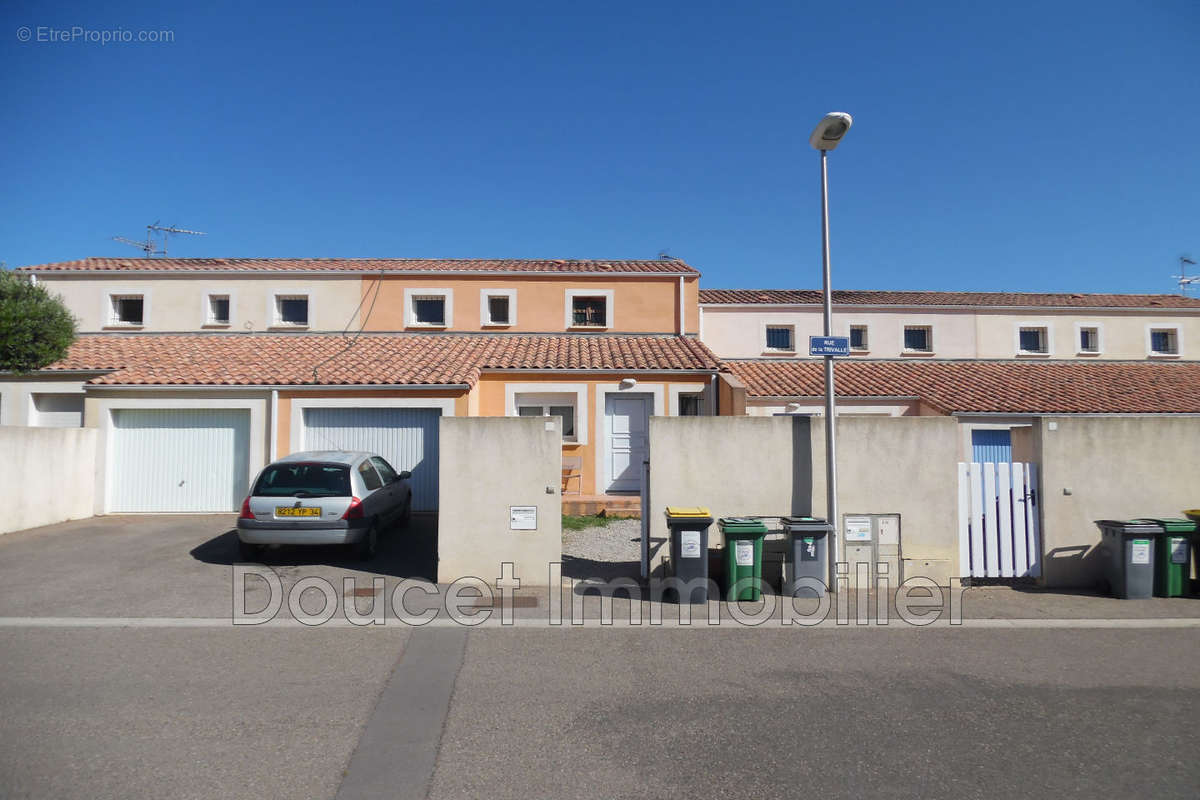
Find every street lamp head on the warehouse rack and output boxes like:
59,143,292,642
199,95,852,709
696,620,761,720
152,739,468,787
809,111,853,151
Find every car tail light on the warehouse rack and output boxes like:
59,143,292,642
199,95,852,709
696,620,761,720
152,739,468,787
239,496,255,520
342,497,364,520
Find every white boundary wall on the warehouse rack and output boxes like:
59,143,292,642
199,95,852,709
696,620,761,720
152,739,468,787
0,426,97,534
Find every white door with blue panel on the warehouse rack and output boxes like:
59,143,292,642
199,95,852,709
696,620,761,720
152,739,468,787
604,393,651,492
302,407,441,511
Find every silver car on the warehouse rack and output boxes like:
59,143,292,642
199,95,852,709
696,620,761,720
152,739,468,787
236,451,413,561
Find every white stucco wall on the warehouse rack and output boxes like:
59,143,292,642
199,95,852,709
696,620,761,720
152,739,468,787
437,416,562,586
0,376,90,426
38,275,366,332
701,305,1200,360
0,426,97,534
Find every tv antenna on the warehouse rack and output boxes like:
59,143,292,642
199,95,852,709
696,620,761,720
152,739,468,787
112,221,206,256
1174,255,1198,295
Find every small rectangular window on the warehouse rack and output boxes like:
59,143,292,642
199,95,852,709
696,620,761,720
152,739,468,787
414,296,446,325
111,295,144,325
276,296,308,326
679,394,704,416
765,325,794,351
1079,327,1099,353
903,326,932,352
849,325,868,351
487,296,510,325
208,295,230,325
548,405,576,439
1150,329,1179,355
518,403,577,441
571,297,607,327
1018,327,1048,354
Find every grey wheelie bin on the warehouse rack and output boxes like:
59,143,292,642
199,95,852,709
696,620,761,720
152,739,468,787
781,516,832,598
664,507,714,604
1095,519,1160,599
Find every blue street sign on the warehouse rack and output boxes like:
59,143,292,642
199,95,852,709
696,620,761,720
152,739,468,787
809,336,851,357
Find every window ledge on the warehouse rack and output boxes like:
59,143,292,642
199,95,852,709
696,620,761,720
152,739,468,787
202,323,232,329
849,349,870,356
1075,351,1102,357
481,322,512,328
1148,353,1182,360
900,350,935,357
1015,352,1052,358
568,325,610,331
761,350,797,356
406,323,447,330
103,324,143,330
268,324,309,331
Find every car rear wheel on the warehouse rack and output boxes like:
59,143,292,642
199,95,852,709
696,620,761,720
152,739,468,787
352,523,378,561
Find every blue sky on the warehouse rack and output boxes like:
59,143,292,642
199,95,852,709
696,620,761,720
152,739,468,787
1,0,1196,292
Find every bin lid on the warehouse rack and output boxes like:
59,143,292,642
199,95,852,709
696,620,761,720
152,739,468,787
1135,518,1198,533
1094,519,1162,534
1184,510,1200,524
665,506,711,518
718,516,768,534
781,516,832,530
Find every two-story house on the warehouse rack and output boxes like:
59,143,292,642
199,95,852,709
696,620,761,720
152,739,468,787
700,289,1200,361
3,258,718,515
699,288,1200,460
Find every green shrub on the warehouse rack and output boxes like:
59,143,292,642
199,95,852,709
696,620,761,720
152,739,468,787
0,270,77,373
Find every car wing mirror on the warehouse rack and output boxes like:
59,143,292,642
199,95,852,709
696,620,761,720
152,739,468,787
398,471,412,481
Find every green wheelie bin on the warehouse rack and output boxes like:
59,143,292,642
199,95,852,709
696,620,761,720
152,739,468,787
1138,518,1197,598
718,517,768,601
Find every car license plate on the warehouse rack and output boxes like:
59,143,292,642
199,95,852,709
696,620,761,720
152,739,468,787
276,506,321,517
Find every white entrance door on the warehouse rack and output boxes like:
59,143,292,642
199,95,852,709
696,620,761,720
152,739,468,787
302,407,441,511
109,409,251,512
604,394,650,492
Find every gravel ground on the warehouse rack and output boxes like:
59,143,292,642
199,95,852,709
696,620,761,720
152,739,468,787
561,518,642,580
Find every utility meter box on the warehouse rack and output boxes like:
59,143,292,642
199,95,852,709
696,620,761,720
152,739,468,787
840,513,902,589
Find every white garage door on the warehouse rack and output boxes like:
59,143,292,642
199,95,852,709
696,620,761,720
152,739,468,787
302,407,440,511
109,409,251,513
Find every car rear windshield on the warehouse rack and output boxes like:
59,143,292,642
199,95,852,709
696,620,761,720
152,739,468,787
253,462,351,498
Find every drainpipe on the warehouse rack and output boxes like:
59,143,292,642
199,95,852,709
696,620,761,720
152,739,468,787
269,389,279,461
677,276,685,335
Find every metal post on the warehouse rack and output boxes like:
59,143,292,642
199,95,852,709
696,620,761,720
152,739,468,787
820,149,839,584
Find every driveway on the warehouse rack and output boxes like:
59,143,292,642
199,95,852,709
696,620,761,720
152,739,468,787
0,513,438,618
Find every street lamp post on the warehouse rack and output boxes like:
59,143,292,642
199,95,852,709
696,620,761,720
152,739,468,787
809,112,852,586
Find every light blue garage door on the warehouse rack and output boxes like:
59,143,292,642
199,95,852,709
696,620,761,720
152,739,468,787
302,407,441,511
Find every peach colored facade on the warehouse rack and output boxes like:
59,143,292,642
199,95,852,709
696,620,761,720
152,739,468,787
359,275,699,334
266,375,712,497
469,372,711,496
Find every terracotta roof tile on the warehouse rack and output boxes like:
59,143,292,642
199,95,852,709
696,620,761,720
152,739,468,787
20,257,698,275
725,359,1200,414
699,289,1200,309
45,334,718,386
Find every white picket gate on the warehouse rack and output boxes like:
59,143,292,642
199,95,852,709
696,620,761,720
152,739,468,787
957,462,1042,578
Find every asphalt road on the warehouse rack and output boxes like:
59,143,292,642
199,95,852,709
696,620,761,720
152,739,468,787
0,627,408,800
429,628,1200,800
